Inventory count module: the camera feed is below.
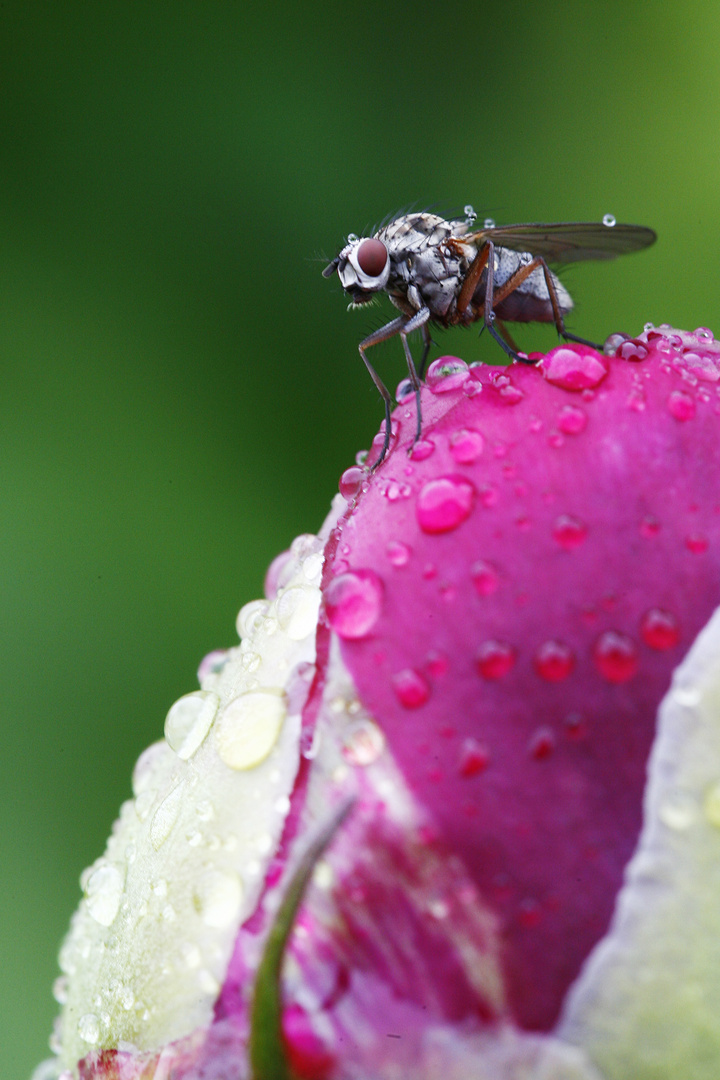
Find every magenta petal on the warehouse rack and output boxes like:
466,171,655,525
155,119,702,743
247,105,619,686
324,328,720,1030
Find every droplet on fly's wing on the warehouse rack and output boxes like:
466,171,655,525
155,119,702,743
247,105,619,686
602,213,616,227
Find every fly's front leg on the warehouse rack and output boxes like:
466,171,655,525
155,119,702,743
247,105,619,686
358,315,408,469
399,306,431,448
417,321,434,379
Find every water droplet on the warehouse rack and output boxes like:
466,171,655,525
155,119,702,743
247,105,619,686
564,713,587,740
77,1013,100,1045
339,466,365,502
409,438,435,461
483,217,496,229
557,404,588,434
425,649,449,677
640,608,680,650
425,357,469,391
533,640,575,681
640,515,661,538
685,533,709,553
324,569,383,639
276,584,322,640
131,740,167,797
84,863,125,926
458,738,490,777
552,514,588,550
197,649,229,684
464,204,476,223
475,640,516,680
193,869,244,928
416,475,475,534
528,727,555,759
471,559,500,596
391,668,430,708
449,427,484,463
386,540,411,567
395,377,415,404
592,631,639,683
164,691,219,760
659,790,697,830
342,718,386,765
264,548,294,599
236,598,269,640
478,483,499,508
214,689,286,770
150,781,186,850
668,389,696,421
52,975,69,1005
703,781,720,828
618,340,649,362
541,347,608,390
602,213,616,228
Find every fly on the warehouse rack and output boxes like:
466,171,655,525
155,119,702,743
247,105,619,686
323,209,656,467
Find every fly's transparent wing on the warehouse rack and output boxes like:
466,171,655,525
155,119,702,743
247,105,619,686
460,222,657,263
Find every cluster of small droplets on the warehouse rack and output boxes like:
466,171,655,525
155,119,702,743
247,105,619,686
44,527,330,1075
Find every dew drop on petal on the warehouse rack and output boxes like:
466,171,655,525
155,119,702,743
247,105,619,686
619,340,648,362
471,559,500,596
324,570,384,639
214,690,286,770
150,781,186,850
533,640,575,681
276,584,322,640
197,649,229,683
458,738,490,777
416,476,475,534
668,389,696,421
342,718,386,765
77,1014,100,1045
425,649,449,677
164,691,219,760
391,668,431,708
528,727,556,760
592,630,639,682
339,466,365,502
409,438,435,461
552,514,588,550
449,428,485,463
386,540,411,567
685,533,709,553
540,346,608,390
84,864,125,927
476,640,516,679
640,515,661,538
426,357,469,391
640,608,680,650
557,404,588,434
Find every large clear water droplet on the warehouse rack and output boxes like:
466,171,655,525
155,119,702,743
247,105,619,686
164,691,219,760
214,689,287,770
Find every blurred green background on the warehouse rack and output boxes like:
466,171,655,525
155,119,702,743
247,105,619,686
2,2,718,1075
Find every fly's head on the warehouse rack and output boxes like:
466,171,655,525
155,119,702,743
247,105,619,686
323,235,391,308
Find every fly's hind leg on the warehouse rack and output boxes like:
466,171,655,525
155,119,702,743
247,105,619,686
492,254,602,351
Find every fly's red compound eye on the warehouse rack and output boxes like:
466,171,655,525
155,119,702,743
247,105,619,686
356,238,388,278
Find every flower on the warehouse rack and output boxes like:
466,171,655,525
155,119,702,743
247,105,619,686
37,325,720,1080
